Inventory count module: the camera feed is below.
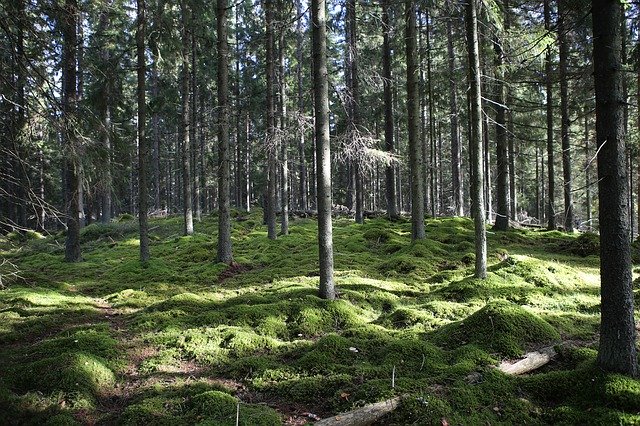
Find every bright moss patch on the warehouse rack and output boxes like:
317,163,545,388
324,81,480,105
431,301,560,357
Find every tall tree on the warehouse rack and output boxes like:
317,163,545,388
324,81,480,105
405,0,425,240
279,12,289,235
137,0,149,262
493,2,509,231
181,0,193,236
466,0,487,278
382,0,398,220
558,0,573,232
296,0,308,212
63,0,81,262
312,0,335,300
592,0,637,377
544,0,555,230
217,0,232,263
346,0,363,224
265,0,277,239
446,3,463,217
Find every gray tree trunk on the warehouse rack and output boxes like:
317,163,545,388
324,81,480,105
592,0,638,377
181,0,193,236
558,1,573,232
405,0,425,240
382,0,397,220
265,0,277,239
446,7,462,217
493,12,509,231
312,0,335,300
63,0,81,262
465,0,486,278
544,0,555,230
279,19,289,235
296,0,308,212
217,0,233,263
137,0,149,262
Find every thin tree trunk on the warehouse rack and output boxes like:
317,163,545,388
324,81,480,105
312,0,335,300
425,9,436,218
446,7,462,217
466,0,486,278
592,0,638,377
181,0,193,235
296,0,308,212
405,0,425,240
191,26,201,223
137,0,149,262
217,0,233,263
63,0,81,262
279,17,289,235
558,1,573,231
493,14,509,231
382,0,397,220
584,108,591,231
265,0,277,239
347,0,363,224
544,0,555,230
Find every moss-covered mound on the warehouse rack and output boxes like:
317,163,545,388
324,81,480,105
431,301,560,357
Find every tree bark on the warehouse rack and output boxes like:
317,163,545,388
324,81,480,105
446,6,463,217
544,0,555,230
217,0,233,263
181,0,193,236
466,0,487,278
558,1,573,232
296,0,308,212
312,0,335,300
279,14,289,235
347,0,363,225
592,0,638,377
63,0,81,262
137,0,149,262
265,0,277,239
493,9,509,231
405,0,425,241
381,0,397,220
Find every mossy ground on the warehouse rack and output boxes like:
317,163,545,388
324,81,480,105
1,211,638,425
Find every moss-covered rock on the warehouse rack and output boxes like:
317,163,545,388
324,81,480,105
431,301,560,357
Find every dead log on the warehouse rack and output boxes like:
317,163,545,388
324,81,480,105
314,396,402,426
498,346,557,375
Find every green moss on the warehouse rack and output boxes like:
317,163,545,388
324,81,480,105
431,301,560,357
378,256,418,275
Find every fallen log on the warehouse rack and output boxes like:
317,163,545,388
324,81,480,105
498,346,557,375
314,396,403,426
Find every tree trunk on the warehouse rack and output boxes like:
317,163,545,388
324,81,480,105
63,0,81,262
446,7,463,217
382,0,397,220
592,0,638,377
279,16,289,235
493,10,509,231
584,108,591,231
347,0,363,225
558,1,573,232
405,0,425,241
137,0,149,262
466,0,486,278
265,0,277,239
296,0,308,212
544,0,555,230
181,0,193,236
216,0,233,263
312,0,335,300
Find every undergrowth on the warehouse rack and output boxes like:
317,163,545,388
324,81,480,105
0,210,637,425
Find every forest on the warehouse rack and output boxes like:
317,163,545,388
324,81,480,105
1,0,640,424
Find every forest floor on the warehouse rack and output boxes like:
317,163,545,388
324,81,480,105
1,210,639,425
